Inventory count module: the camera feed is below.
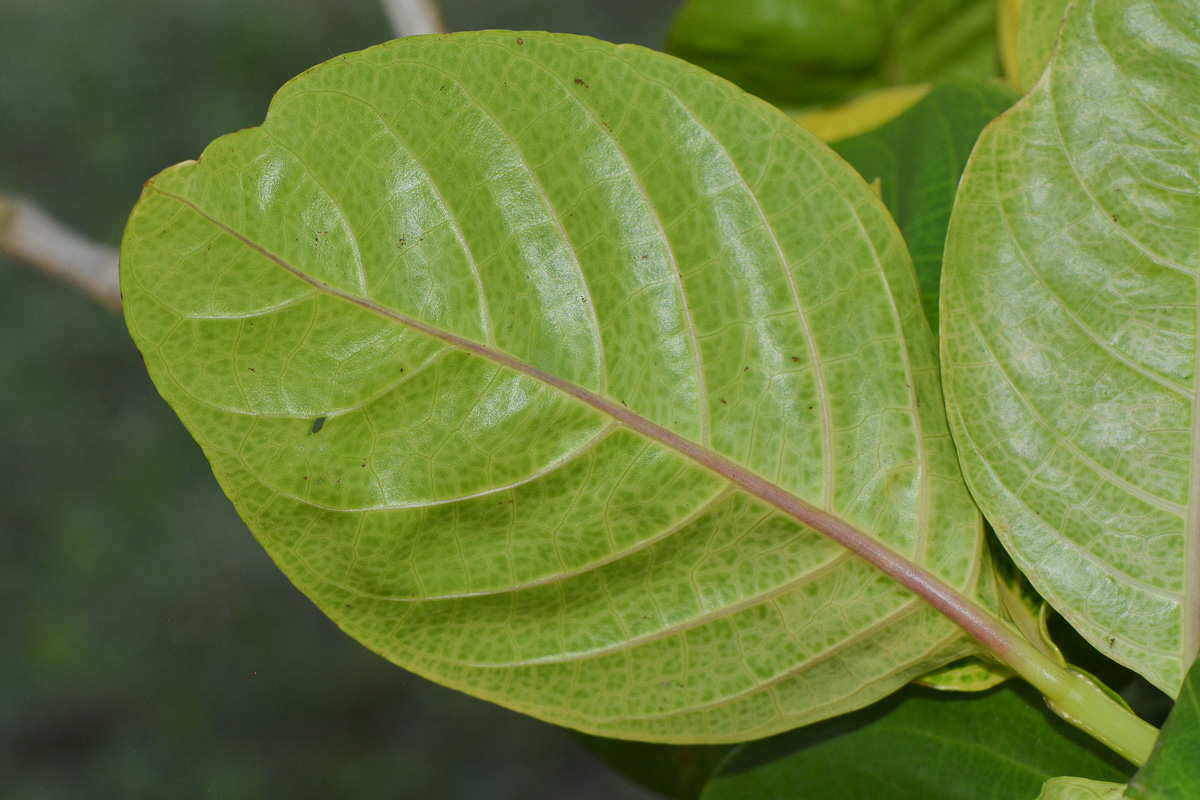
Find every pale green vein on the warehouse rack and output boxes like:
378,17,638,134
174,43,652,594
282,88,498,349
961,303,1184,597
990,135,1192,399
259,126,369,295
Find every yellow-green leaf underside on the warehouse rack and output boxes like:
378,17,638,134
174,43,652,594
941,0,1200,696
121,31,992,742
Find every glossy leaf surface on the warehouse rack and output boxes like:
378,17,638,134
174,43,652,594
941,0,1200,695
699,682,1130,800
831,80,1016,330
1127,656,1200,798
667,0,999,107
121,32,994,742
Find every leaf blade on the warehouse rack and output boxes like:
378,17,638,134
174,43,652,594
123,31,994,741
1037,777,1128,800
941,0,1200,695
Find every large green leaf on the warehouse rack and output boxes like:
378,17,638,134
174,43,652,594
831,80,1017,330
1126,656,1200,798
698,681,1130,800
121,31,995,742
940,0,1200,696
666,0,1000,107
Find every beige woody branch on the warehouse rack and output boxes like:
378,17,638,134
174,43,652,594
0,194,121,311
0,2,448,313
380,0,448,37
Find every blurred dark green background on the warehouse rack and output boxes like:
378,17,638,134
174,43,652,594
0,1,678,796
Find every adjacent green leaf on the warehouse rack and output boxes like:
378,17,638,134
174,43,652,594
993,532,1068,666
1038,777,1127,800
941,0,1200,696
793,84,932,144
121,31,994,742
1016,0,1071,91
1126,657,1200,798
666,0,1000,107
912,654,1012,691
699,681,1131,800
998,0,1022,86
831,80,1017,330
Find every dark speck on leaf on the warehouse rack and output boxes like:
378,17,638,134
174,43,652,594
574,78,589,89
516,37,524,44
311,416,326,434
248,367,255,373
791,356,799,362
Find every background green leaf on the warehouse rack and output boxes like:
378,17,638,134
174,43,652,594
699,681,1131,800
830,80,1016,330
121,31,993,743
1126,657,1200,798
940,0,1200,696
572,735,732,800
666,0,1000,107
1016,0,1071,91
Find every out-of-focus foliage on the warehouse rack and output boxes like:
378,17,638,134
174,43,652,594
667,0,1000,106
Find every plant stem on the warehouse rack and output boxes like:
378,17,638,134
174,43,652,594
998,632,1158,766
